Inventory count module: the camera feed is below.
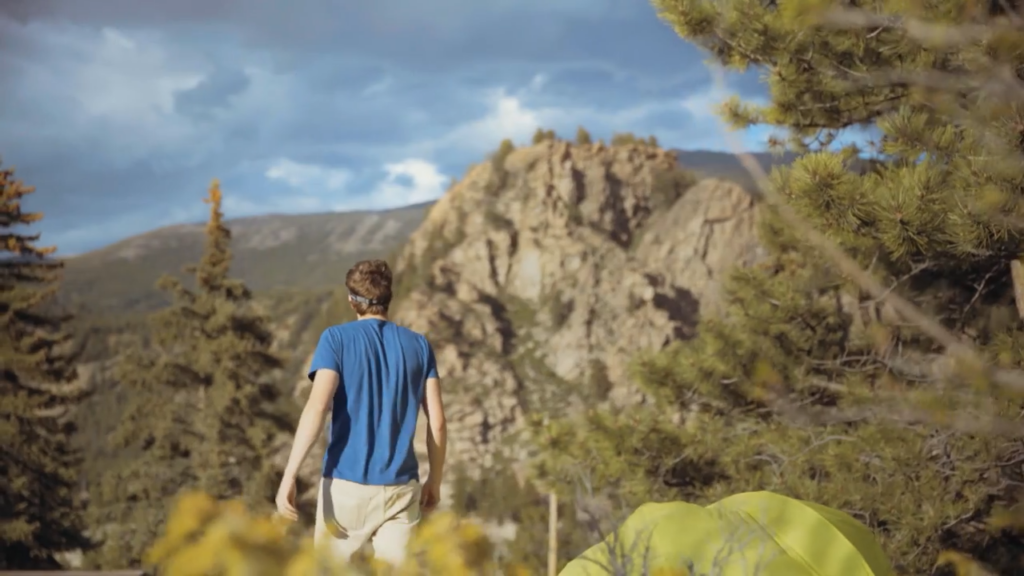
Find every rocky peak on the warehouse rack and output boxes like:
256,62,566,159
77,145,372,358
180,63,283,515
390,140,767,470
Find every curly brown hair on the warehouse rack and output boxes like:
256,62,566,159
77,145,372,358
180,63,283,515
345,259,393,316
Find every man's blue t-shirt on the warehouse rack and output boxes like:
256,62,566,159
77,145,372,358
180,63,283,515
307,318,438,485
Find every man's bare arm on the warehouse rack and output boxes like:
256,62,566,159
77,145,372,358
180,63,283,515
422,376,447,484
282,368,339,482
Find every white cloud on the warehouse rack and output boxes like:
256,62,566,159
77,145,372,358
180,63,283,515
5,22,210,166
527,73,547,92
408,75,772,160
429,90,546,151
383,80,776,163
265,158,353,191
460,92,542,144
74,28,204,120
678,85,729,119
363,76,393,96
676,83,770,125
370,159,448,208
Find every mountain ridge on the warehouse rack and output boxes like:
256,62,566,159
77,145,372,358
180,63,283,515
56,149,794,315
63,200,439,261
62,150,788,259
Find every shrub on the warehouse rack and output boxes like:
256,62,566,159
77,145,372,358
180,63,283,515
610,133,659,148
145,491,531,575
532,128,557,145
649,167,696,212
586,360,614,402
492,139,516,173
610,133,639,146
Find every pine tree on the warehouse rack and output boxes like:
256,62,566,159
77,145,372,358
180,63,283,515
535,1,1024,573
610,132,638,146
86,181,286,568
492,138,516,172
575,126,593,146
0,161,89,568
532,128,558,144
185,181,285,504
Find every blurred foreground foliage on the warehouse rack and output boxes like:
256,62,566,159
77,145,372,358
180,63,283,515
145,491,533,576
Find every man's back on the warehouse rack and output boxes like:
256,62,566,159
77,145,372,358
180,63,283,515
277,259,446,567
308,318,437,485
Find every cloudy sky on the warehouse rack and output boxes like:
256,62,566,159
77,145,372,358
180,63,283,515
1,0,781,255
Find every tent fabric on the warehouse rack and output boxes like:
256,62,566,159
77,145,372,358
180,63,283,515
558,491,894,576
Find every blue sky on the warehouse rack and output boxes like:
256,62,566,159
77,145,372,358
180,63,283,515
0,0,784,255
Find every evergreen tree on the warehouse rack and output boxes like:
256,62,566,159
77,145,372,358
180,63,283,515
87,181,286,568
492,138,516,171
485,139,518,195
184,181,285,503
575,127,593,146
535,1,1024,573
610,132,639,146
532,128,557,144
0,162,89,568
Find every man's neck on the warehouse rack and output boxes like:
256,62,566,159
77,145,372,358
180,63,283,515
357,313,388,322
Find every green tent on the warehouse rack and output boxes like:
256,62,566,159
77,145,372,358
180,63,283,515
559,491,894,576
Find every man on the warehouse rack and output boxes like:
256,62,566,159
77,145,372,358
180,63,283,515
275,259,447,567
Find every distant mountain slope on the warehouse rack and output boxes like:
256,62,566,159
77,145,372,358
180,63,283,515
57,150,795,316
672,149,799,192
59,202,432,314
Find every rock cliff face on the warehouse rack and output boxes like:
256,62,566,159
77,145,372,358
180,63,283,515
389,140,767,473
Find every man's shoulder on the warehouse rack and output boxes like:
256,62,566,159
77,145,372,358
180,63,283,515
326,319,381,334
324,320,431,348
391,323,431,346
318,322,366,347
320,322,350,339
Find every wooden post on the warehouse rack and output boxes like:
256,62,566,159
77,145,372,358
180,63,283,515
548,492,558,576
1011,259,1024,321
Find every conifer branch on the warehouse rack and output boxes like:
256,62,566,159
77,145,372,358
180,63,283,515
709,66,1024,395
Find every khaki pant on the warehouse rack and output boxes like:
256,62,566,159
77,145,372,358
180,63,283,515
314,477,422,567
